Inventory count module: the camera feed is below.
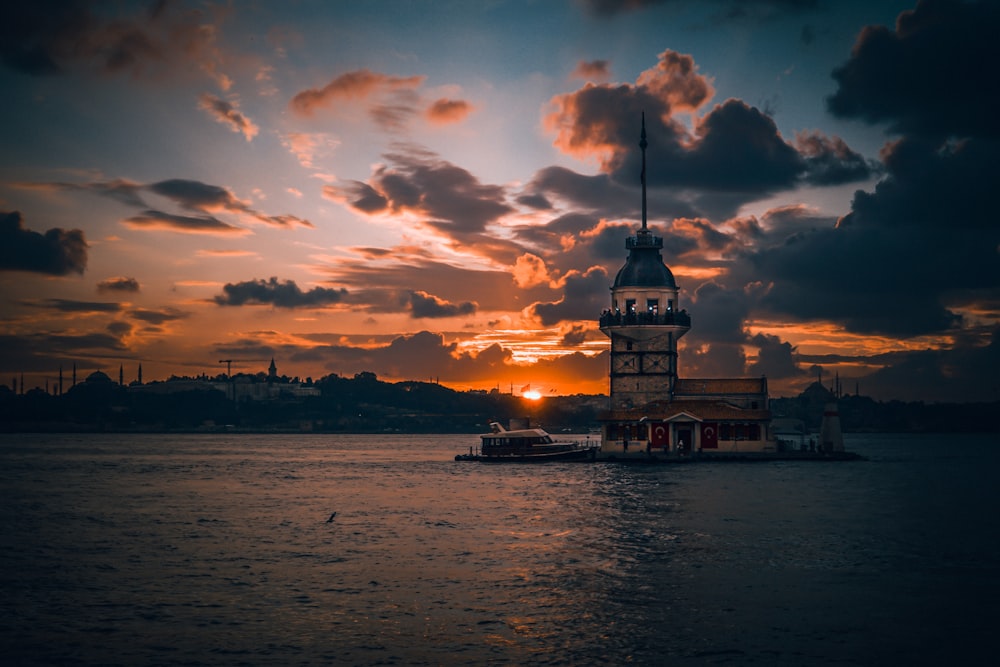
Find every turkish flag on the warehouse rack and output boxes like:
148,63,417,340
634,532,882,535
701,422,718,449
651,423,668,448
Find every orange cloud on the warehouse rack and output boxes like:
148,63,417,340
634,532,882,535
122,211,251,236
289,69,425,116
425,98,472,124
512,253,552,289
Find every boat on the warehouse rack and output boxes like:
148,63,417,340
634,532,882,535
455,420,598,462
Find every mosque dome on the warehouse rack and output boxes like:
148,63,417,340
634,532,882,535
85,370,113,383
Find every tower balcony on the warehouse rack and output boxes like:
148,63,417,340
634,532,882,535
599,309,691,340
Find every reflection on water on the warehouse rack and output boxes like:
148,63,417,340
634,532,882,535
0,433,996,665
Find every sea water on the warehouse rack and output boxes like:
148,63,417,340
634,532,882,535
0,432,996,666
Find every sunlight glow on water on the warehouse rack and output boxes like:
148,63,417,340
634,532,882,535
0,433,996,665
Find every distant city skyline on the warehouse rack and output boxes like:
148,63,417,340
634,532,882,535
2,1,997,402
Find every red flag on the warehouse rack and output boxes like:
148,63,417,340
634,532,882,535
651,423,668,448
701,423,718,449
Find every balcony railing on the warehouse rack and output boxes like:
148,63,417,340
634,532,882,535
599,309,691,328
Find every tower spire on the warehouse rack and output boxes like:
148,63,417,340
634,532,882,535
640,112,648,231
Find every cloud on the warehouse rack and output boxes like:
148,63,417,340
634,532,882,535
21,298,121,314
326,147,515,248
408,291,477,318
284,329,608,388
580,0,820,20
198,94,259,141
127,307,189,325
0,0,233,88
213,277,347,308
545,50,870,207
147,178,314,229
425,98,472,124
571,59,611,82
0,210,88,275
281,132,340,169
512,253,552,289
527,266,610,326
827,0,999,140
289,68,425,116
795,130,875,185
31,177,314,232
747,332,806,380
123,210,248,235
723,1,997,340
97,276,140,293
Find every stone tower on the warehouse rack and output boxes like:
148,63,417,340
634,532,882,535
599,115,690,410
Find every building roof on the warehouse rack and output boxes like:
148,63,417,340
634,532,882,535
674,377,768,395
600,399,771,423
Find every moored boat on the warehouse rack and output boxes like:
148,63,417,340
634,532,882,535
456,420,598,462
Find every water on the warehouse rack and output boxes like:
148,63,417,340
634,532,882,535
0,433,996,666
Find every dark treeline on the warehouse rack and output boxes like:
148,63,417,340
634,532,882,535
0,371,604,434
1,373,996,434
770,382,999,433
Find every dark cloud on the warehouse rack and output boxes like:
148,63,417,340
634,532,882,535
325,148,516,256
214,277,348,308
827,0,1000,140
0,0,230,86
321,254,549,315
0,331,128,375
127,307,189,325
515,193,552,210
848,327,1000,402
22,298,121,314
721,2,1000,344
560,324,590,347
687,282,749,344
97,276,140,293
747,332,806,380
27,178,313,232
580,0,818,19
198,94,259,141
0,211,88,275
408,291,477,319
149,179,239,212
795,130,875,185
528,266,609,326
571,59,611,81
545,51,870,214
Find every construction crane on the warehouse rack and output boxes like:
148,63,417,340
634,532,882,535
217,359,269,404
218,359,268,378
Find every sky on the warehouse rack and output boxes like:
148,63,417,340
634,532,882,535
1,0,998,402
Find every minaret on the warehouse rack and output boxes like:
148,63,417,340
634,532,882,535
599,114,691,410
268,358,277,381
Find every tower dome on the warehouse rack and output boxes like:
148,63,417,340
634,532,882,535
612,228,677,289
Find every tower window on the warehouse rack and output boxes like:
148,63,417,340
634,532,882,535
646,299,658,314
667,299,674,312
625,299,636,313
